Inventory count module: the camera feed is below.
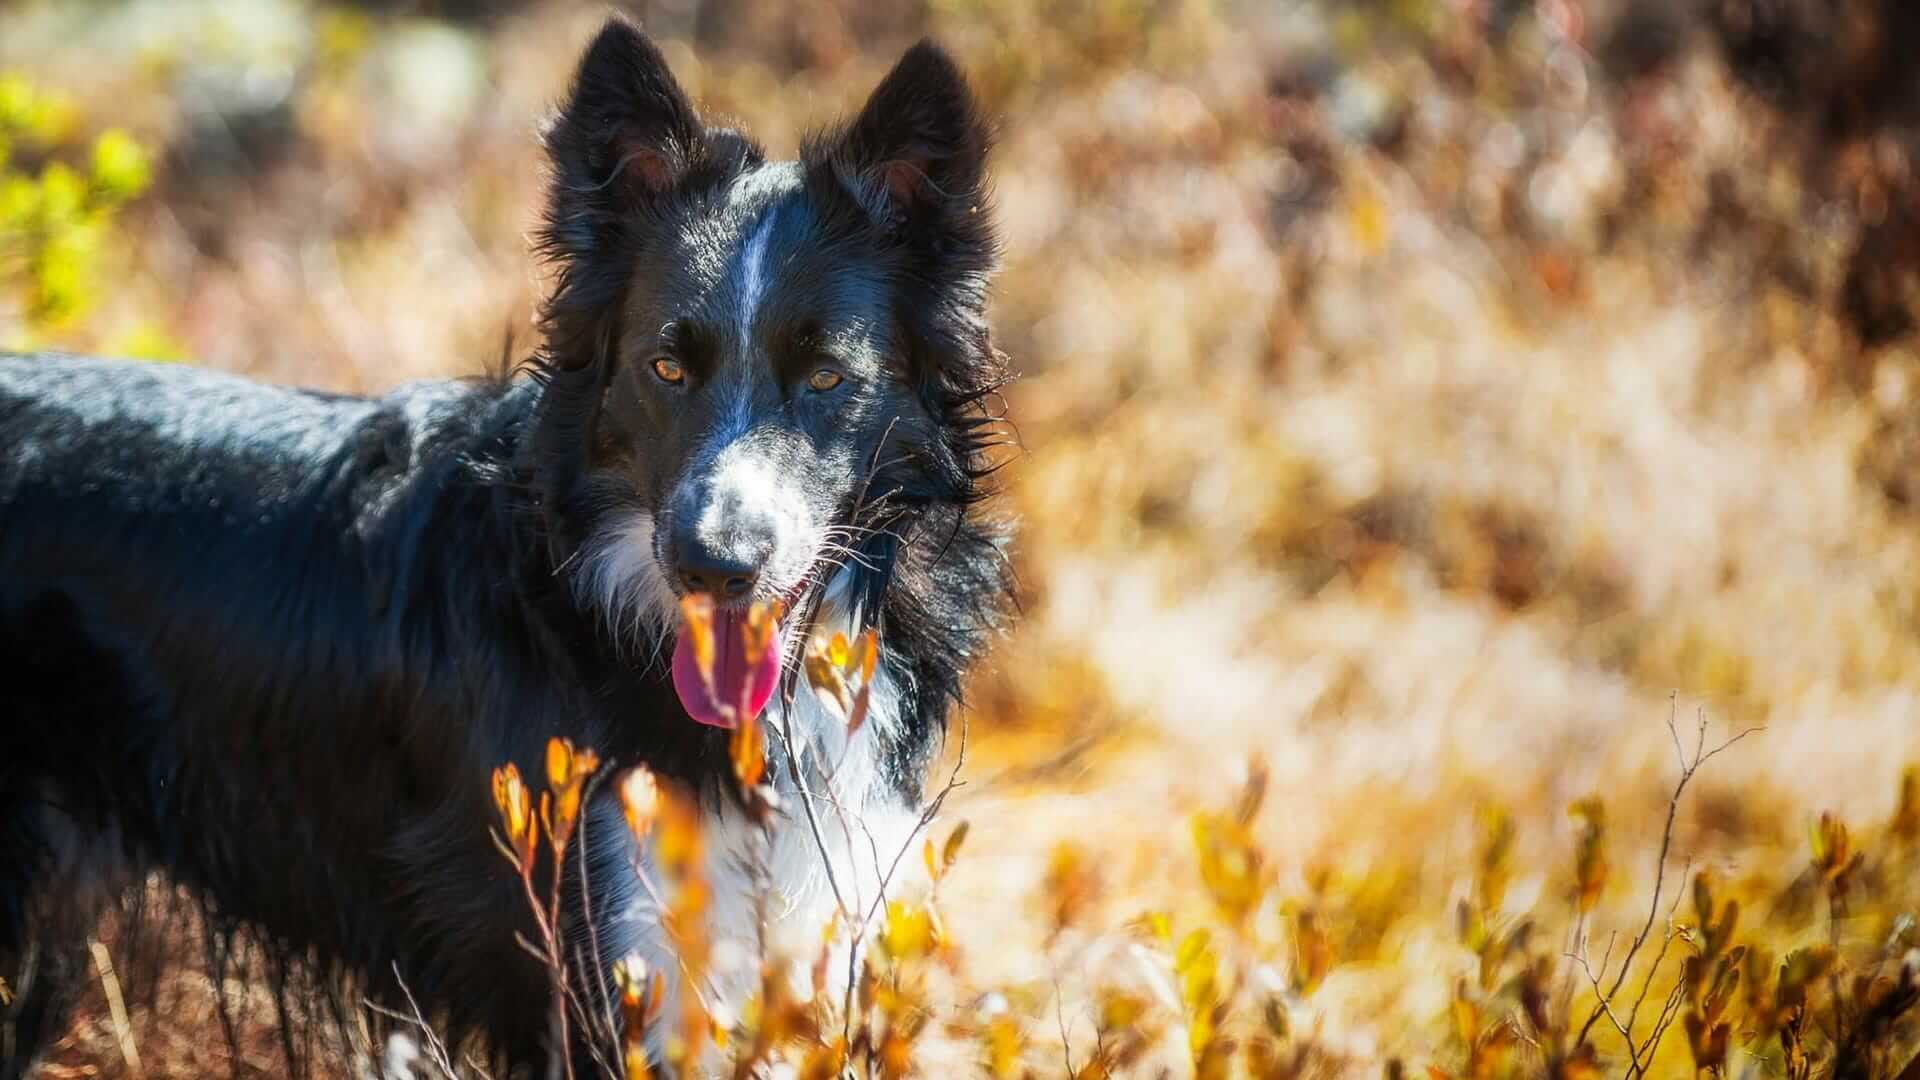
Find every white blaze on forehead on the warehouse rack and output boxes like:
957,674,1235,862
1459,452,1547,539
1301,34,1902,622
703,163,799,444
709,211,774,445
723,161,800,346
736,212,773,348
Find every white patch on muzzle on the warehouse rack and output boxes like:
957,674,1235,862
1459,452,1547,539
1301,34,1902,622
685,444,818,600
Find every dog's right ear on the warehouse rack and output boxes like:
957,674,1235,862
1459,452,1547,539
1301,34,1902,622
539,18,703,267
532,20,700,565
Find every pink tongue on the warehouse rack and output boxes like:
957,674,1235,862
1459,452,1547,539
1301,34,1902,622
670,609,782,729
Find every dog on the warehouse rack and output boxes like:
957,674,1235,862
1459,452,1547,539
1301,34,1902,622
0,17,1009,1076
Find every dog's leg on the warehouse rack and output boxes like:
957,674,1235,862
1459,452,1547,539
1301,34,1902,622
0,934,90,1080
0,799,112,1080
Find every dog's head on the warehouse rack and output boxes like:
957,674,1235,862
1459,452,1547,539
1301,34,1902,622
529,19,1002,728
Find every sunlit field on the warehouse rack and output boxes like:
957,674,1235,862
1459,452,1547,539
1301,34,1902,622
6,0,1920,1076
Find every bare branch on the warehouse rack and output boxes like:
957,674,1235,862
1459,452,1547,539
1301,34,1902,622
769,712,853,921
1565,944,1635,1049
572,769,621,1054
376,962,461,1079
1694,724,1764,771
1621,862,1690,1042
1574,701,1762,1049
1666,692,1688,774
1573,771,1685,1046
1054,972,1077,1078
88,939,142,1076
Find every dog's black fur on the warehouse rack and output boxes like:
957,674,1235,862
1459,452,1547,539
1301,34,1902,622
0,19,1008,1077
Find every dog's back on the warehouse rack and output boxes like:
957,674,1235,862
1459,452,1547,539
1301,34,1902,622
0,353,557,1074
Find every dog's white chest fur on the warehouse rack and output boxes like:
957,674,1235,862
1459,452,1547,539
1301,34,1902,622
609,672,917,1058
572,508,923,1051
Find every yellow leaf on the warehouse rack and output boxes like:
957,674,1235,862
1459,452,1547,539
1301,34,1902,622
982,1014,1023,1079
1570,795,1608,913
1451,991,1478,1049
1234,757,1269,825
621,767,659,841
1292,908,1334,996
941,820,970,874
88,128,150,203
623,1040,651,1080
1347,186,1390,255
796,1038,848,1080
1192,811,1266,925
1893,766,1919,842
1099,991,1148,1031
654,783,704,881
879,900,935,962
804,635,855,723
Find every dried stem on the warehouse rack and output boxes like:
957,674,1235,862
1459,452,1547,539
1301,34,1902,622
88,938,142,1076
1570,693,1763,1064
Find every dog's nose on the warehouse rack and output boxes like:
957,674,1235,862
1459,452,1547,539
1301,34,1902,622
674,539,760,600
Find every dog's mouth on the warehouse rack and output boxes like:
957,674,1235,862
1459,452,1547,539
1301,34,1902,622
669,606,781,729
667,580,812,729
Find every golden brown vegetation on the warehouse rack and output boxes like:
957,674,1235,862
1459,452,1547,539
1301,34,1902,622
8,0,1920,1075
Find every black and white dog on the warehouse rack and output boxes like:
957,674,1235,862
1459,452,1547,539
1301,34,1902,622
0,18,1008,1076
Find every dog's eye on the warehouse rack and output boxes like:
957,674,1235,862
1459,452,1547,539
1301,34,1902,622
650,357,685,385
805,368,843,393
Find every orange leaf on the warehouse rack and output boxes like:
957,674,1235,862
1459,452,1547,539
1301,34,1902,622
546,737,573,790
730,711,765,791
678,593,716,685
941,820,970,874
742,598,785,659
491,763,535,864
804,634,855,723
847,678,872,735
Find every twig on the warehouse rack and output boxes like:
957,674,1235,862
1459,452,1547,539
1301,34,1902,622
571,770,620,1054
560,980,619,1080
376,962,460,1079
1620,860,1691,1044
842,708,973,1045
1573,695,1762,1049
1555,908,1590,1038
1054,972,1076,1079
1566,943,1636,1053
88,939,142,1076
531,882,572,1080
770,712,853,921
1642,980,1689,1067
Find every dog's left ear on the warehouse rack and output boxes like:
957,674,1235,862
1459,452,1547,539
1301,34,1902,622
810,40,991,241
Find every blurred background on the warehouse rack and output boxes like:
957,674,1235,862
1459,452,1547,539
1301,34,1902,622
5,0,1920,1075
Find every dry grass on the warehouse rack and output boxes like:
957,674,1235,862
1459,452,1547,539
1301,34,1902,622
7,0,1920,1075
